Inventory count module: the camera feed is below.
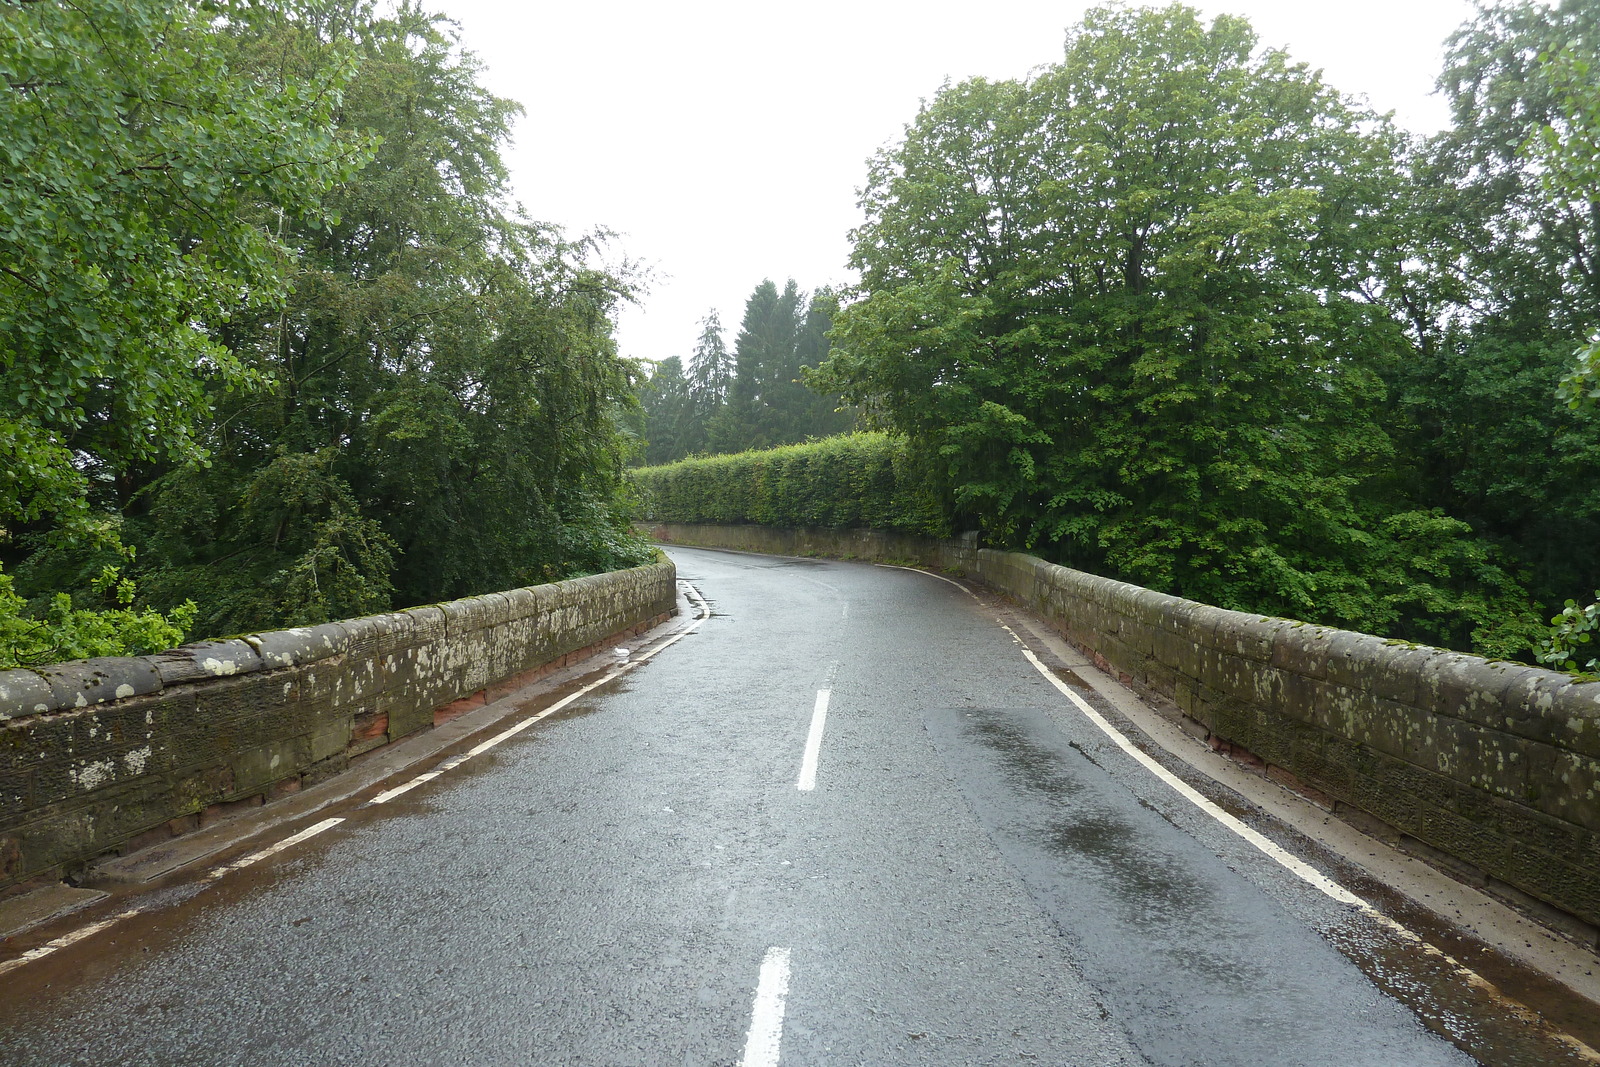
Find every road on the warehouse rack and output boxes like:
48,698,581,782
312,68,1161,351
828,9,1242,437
0,546,1587,1065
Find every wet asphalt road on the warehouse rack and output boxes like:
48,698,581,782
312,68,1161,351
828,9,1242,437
0,547,1483,1065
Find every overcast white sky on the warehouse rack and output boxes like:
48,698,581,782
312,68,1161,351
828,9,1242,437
431,0,1481,367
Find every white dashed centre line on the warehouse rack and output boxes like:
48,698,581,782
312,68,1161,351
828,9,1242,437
797,689,830,791
739,946,793,1067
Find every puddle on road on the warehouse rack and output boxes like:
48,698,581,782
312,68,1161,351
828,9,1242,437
1326,916,1598,1066
968,714,1087,800
1331,866,1600,1063
1047,663,1091,689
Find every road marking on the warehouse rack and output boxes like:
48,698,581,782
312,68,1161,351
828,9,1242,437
875,563,978,598
876,562,1600,1061
1019,637,1600,1062
369,771,442,805
1015,642,1368,906
739,946,793,1067
205,816,347,879
0,910,143,977
797,689,831,791
369,581,714,802
2,816,347,975
0,585,718,979
876,561,1364,905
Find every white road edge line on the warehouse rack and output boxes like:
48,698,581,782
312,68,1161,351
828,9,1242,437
1018,643,1367,906
0,910,143,977
880,562,1600,1063
797,689,831,791
878,560,1363,906
371,580,714,799
206,816,347,879
1012,633,1600,1064
875,563,978,598
739,946,793,1067
0,584,722,978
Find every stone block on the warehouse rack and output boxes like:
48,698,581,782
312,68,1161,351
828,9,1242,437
1416,803,1514,882
1335,693,1422,765
1152,626,1204,682
1139,658,1181,699
1205,697,1257,748
1417,651,1531,729
1501,849,1600,930
440,593,503,633
8,693,181,812
245,623,348,669
1269,623,1339,680
1208,614,1286,663
152,639,262,685
1524,746,1600,832
338,614,387,662
34,658,162,713
1469,789,1586,857
403,604,449,648
1499,670,1578,746
1201,650,1282,709
1121,619,1157,657
1096,636,1142,681
346,707,389,756
1102,581,1146,625
376,657,432,741
309,722,350,764
0,670,52,720
181,671,301,763
371,611,419,658
1353,755,1434,838
226,737,311,800
1289,732,1366,807
1161,600,1228,645
1124,587,1184,629
1323,632,1424,707
15,777,198,881
297,655,365,725
1547,679,1600,760
1408,716,1527,804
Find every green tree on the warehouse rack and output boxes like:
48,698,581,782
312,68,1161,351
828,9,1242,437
108,2,649,635
0,563,194,669
1381,0,1600,625
1532,44,1600,413
817,3,1537,651
0,0,367,655
0,0,365,539
712,279,853,452
688,310,734,423
638,356,697,465
714,279,798,452
1523,19,1600,665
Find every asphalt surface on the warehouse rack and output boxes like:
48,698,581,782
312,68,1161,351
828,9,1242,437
0,546,1537,1065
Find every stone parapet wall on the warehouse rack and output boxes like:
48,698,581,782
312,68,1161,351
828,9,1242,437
0,560,677,890
649,523,1600,934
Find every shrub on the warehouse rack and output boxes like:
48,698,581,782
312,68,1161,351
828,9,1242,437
631,433,949,537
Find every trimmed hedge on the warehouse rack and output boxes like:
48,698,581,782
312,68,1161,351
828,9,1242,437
630,433,949,537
